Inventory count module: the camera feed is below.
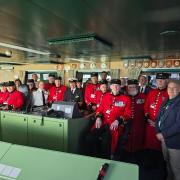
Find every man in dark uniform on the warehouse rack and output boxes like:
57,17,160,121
64,78,84,108
123,79,146,163
143,73,169,169
84,72,100,111
86,79,132,159
76,78,83,89
138,75,152,95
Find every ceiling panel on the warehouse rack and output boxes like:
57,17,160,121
0,0,179,63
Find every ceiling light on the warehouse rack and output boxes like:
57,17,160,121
47,33,113,47
0,42,50,55
160,30,180,36
69,58,92,63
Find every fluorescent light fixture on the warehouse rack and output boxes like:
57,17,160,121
160,30,179,36
69,58,93,63
0,42,50,55
47,33,113,47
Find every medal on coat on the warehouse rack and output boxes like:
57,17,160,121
91,94,95,98
136,99,145,104
106,110,111,114
114,101,125,107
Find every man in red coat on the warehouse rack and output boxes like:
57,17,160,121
84,72,100,111
144,73,169,168
86,79,132,159
123,79,146,162
1,81,24,110
48,77,67,104
0,82,9,105
44,73,55,91
95,79,109,109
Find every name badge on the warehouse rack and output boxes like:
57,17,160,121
53,96,57,100
115,101,125,107
91,94,95,98
106,110,111,114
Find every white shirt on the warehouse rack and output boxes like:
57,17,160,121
71,88,76,94
32,88,48,106
140,85,146,93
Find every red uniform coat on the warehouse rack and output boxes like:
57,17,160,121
44,83,55,91
125,93,146,152
7,90,24,109
144,88,169,150
95,93,132,153
84,83,100,105
48,85,67,102
95,91,110,108
0,91,9,104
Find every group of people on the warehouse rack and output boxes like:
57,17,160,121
84,72,180,180
0,73,84,111
0,71,179,180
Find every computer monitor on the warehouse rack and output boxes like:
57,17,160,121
51,101,81,119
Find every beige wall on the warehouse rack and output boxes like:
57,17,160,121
0,60,128,83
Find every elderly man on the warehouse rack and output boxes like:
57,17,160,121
156,79,180,180
95,79,109,109
144,73,169,169
48,77,67,103
44,73,56,91
84,72,100,111
2,81,24,110
0,82,9,105
86,79,131,159
123,79,146,163
32,81,48,108
64,78,83,107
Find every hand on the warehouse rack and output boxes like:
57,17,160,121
95,118,102,129
147,119,155,127
156,133,164,142
144,114,150,122
92,105,97,111
110,120,119,131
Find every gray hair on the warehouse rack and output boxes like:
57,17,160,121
168,79,180,86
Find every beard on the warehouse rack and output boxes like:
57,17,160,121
128,90,138,96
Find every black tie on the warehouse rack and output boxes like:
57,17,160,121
42,91,46,106
141,87,144,93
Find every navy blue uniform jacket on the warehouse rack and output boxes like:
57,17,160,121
156,95,180,149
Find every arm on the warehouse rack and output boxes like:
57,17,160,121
121,96,132,122
84,85,91,105
13,92,24,109
48,89,53,103
63,88,68,102
144,91,151,116
61,86,67,101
